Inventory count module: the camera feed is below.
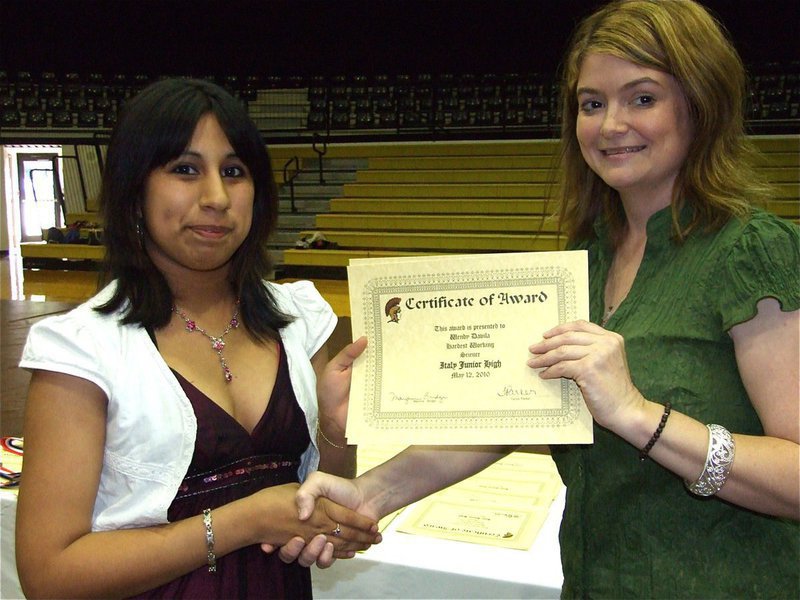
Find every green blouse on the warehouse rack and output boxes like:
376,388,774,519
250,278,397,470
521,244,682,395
551,206,800,599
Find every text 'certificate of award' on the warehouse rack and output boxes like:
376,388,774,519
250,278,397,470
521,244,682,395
346,251,593,445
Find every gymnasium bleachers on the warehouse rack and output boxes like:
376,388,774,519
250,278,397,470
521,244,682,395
13,133,800,274
755,135,800,219
275,135,800,279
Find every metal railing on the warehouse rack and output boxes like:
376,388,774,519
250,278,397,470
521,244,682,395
282,156,300,213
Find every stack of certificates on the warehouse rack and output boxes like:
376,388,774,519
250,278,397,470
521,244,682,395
357,445,563,550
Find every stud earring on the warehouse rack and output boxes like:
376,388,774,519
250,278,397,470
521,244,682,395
136,218,146,248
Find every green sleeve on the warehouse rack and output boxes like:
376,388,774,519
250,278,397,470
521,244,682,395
718,212,800,331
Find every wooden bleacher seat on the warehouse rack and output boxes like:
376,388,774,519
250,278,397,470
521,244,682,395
279,140,565,275
750,135,800,223
19,242,104,262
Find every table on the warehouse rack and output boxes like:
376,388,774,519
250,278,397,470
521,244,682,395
312,488,565,599
1,491,23,599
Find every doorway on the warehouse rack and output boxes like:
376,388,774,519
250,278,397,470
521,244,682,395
17,153,64,242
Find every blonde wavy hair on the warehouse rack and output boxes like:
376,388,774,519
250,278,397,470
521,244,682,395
557,0,771,247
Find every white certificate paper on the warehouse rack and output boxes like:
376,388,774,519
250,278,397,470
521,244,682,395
346,251,593,445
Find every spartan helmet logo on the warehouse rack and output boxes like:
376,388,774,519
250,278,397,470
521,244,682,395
385,297,402,323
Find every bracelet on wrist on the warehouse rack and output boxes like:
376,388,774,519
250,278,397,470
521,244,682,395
316,418,346,449
685,424,735,497
639,401,672,461
202,508,217,573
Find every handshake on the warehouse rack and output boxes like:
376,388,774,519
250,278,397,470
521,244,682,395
263,471,383,569
261,442,511,568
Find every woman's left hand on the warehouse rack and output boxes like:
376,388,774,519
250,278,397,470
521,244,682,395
316,336,368,435
527,320,645,431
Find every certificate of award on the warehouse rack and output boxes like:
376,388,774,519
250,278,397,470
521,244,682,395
346,251,593,445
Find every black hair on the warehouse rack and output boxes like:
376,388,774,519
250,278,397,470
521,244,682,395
96,77,291,340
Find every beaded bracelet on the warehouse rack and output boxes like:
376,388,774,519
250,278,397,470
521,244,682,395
685,424,736,497
202,508,217,573
639,401,672,461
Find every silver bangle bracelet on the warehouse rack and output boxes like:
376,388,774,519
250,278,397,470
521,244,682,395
203,508,217,573
685,424,736,497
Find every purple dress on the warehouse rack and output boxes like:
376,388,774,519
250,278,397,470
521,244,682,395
131,340,313,599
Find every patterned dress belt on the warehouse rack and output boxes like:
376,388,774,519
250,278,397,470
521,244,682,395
175,455,299,500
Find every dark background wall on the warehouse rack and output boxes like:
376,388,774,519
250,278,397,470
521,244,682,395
2,0,798,78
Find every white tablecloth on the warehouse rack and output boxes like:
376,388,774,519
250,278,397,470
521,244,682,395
1,488,564,600
313,487,564,599
1,491,23,599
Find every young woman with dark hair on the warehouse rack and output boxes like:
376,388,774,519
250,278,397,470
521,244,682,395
15,78,380,598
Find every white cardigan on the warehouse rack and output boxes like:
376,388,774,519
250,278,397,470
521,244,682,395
20,280,337,531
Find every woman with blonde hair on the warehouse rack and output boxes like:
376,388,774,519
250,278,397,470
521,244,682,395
558,0,771,244
282,1,799,597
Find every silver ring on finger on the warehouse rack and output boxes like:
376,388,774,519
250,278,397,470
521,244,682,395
331,523,341,536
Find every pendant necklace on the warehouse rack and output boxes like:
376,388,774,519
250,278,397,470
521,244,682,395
601,305,616,327
602,260,616,326
172,300,240,382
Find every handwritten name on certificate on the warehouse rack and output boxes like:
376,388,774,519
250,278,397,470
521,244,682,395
346,251,593,445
